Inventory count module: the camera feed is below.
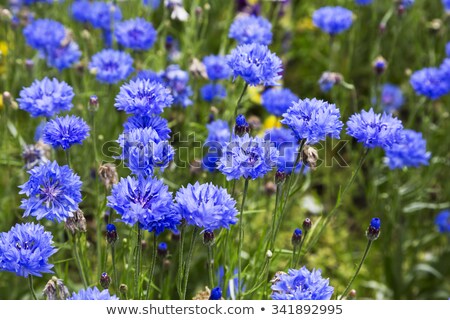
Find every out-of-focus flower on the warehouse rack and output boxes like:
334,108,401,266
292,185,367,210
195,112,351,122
174,182,238,231
261,88,298,117
98,163,119,189
70,0,91,23
43,277,70,300
65,209,87,235
87,1,122,31
318,72,343,93
160,65,193,107
380,84,404,113
435,210,450,233
23,19,65,53
18,77,74,118
229,15,272,45
203,55,231,80
346,108,403,149
19,161,82,222
107,175,180,234
385,129,431,169
44,41,82,71
373,56,388,75
0,222,57,277
89,49,134,84
209,287,222,300
43,115,90,150
165,0,189,21
446,42,450,56
410,67,450,100
68,287,118,300
115,18,157,51
22,142,49,169
312,7,353,35
227,43,283,86
271,266,334,300
201,83,227,102
355,0,373,5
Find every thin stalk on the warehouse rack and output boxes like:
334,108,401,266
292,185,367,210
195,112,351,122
339,240,373,299
182,227,198,299
237,178,250,299
295,231,308,268
234,83,249,120
269,184,282,250
65,149,71,167
176,225,185,299
145,233,158,300
73,236,88,288
28,275,37,300
111,244,118,294
207,245,215,289
134,227,142,299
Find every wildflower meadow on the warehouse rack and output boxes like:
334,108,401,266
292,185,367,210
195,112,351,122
0,0,449,301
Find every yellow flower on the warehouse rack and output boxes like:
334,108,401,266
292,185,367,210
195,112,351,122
247,86,263,105
297,17,315,32
263,115,282,130
0,94,3,110
0,41,8,75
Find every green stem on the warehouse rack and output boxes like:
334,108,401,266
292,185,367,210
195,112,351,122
134,227,142,299
73,236,88,288
339,240,373,299
145,233,157,300
269,184,282,250
111,244,118,294
182,227,198,299
295,231,308,268
234,83,249,120
207,245,215,289
28,275,37,300
65,149,71,167
237,178,250,299
177,225,185,299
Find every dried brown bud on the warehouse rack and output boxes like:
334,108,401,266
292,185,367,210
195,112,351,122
43,277,70,300
264,181,277,196
347,289,357,300
98,163,118,189
189,58,207,79
65,209,87,235
301,145,319,170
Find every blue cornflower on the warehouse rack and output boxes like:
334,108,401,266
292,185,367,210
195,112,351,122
202,150,221,172
209,287,222,300
203,55,231,80
312,6,353,35
107,175,180,234
44,41,82,71
88,1,122,31
400,0,415,8
385,129,431,169
118,128,175,177
0,222,57,278
133,69,163,83
115,79,173,116
68,287,118,300
89,49,134,84
174,182,238,231
443,0,450,12
123,115,171,140
23,19,65,53
271,266,334,300
355,0,372,5
218,133,279,180
143,0,161,8
18,77,74,118
281,98,343,145
42,115,90,150
115,18,157,51
410,67,450,100
446,42,450,56
435,210,450,233
228,15,272,45
318,72,342,93
22,143,49,170
205,119,231,146
161,65,193,107
201,83,227,102
440,58,450,79
380,84,404,113
346,108,403,149
19,161,82,222
227,43,283,86
70,0,91,23
157,242,168,256
262,88,298,117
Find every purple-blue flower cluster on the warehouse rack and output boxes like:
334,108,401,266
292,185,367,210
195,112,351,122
380,84,404,113
312,7,353,35
107,176,179,234
123,115,171,140
281,98,343,145
435,210,450,233
174,182,238,231
203,120,231,171
203,55,231,80
161,65,193,107
218,133,279,180
115,18,157,51
228,15,273,45
201,83,227,102
19,161,82,222
89,49,134,84
68,287,118,300
410,67,450,100
0,223,57,278
18,78,74,118
346,108,403,149
271,267,334,300
115,79,173,116
262,88,298,117
227,43,283,86
385,129,431,169
45,41,82,71
43,115,90,150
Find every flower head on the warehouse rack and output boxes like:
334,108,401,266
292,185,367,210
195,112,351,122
174,182,238,231
205,120,231,146
133,69,164,83
446,42,450,56
209,287,222,300
71,0,91,23
218,133,279,180
346,108,403,149
161,65,193,107
201,83,227,102
43,115,90,150
23,19,65,53
115,79,173,116
312,6,353,35
271,266,334,300
229,15,272,45
435,210,450,233
262,88,298,117
227,43,283,86
410,67,450,100
203,55,231,80
22,142,49,169
380,84,404,113
19,161,82,222
264,128,305,173
44,41,82,72
89,49,134,84
366,217,381,241
281,98,343,145
118,128,175,177
107,175,179,234
385,129,431,169
115,18,157,51
123,115,171,140
318,72,342,93
68,287,118,300
0,222,57,277
88,2,122,31
18,78,74,118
